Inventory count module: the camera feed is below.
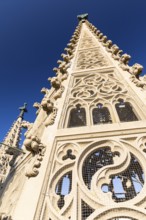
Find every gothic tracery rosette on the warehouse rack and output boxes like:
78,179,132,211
76,140,146,213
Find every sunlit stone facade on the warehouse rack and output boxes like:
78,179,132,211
0,14,146,220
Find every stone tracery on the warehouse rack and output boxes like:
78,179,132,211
75,49,111,70
47,138,146,219
33,17,146,220
63,71,141,128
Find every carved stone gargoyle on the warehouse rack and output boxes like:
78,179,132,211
57,61,67,73
44,107,57,126
21,120,33,137
41,87,50,97
98,33,104,40
95,30,101,36
64,47,73,56
70,38,77,45
24,135,46,177
48,76,61,89
41,98,54,113
130,75,146,89
71,34,78,40
33,102,41,115
110,44,123,60
61,53,70,63
129,63,143,78
53,67,67,81
91,26,97,32
67,43,75,50
41,98,57,126
53,67,68,82
103,40,113,50
99,35,107,43
48,76,65,100
119,53,131,71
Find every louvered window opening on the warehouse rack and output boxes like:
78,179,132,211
116,100,138,122
68,104,86,127
93,103,112,124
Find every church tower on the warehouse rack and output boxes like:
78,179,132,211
1,14,146,220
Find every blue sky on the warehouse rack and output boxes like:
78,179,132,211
0,0,146,141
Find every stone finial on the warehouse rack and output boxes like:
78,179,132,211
18,103,27,119
77,13,88,21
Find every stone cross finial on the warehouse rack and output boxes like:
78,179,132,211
77,13,88,21
18,103,28,119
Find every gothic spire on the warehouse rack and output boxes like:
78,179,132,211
18,102,28,119
2,103,27,148
0,104,27,185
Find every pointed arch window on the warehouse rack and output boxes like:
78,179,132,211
115,99,138,122
68,104,86,128
55,172,72,209
92,103,112,125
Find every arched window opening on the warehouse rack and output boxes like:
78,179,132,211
82,147,144,202
115,99,138,122
82,147,118,189
92,103,112,125
55,172,72,209
68,104,86,128
102,155,144,203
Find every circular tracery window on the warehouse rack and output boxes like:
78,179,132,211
82,147,144,202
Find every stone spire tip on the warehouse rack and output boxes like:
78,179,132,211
77,13,88,22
